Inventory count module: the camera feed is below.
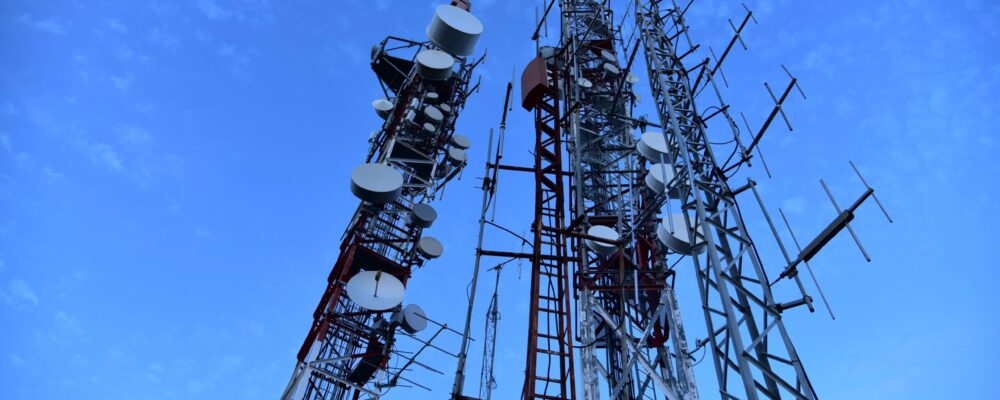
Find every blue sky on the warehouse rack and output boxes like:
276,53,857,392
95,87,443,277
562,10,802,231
1,0,997,399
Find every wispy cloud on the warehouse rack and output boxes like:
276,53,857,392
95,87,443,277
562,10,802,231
218,44,251,79
105,18,128,34
0,102,18,117
1,279,40,307
118,125,152,148
83,141,125,174
198,0,233,20
147,26,179,50
0,133,11,153
109,74,136,93
18,14,70,35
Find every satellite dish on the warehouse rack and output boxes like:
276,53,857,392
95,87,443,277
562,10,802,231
416,50,455,80
645,163,681,198
450,134,471,149
408,203,438,228
602,63,620,78
392,304,428,334
600,49,616,64
427,5,483,56
447,147,468,165
350,163,404,204
424,105,444,123
637,131,669,161
345,270,405,311
657,214,705,256
372,98,393,119
416,236,443,259
585,225,619,255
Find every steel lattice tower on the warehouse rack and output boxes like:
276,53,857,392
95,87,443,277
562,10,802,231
448,0,889,400
282,2,485,399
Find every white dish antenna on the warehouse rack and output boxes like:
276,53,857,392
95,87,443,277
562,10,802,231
657,214,705,256
637,131,669,161
392,304,428,334
416,50,455,80
645,163,681,198
408,203,438,228
585,225,620,255
417,236,443,259
450,134,471,149
372,98,393,119
350,163,404,204
344,270,405,311
427,5,483,56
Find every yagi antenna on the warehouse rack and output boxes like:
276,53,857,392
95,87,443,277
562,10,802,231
779,161,894,280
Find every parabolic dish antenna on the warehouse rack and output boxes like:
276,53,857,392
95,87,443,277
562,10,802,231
585,225,620,255
657,214,705,256
408,203,438,228
417,236,444,259
450,134,471,149
392,304,428,334
645,163,681,198
350,163,404,204
372,98,393,119
427,5,483,56
637,131,669,161
416,49,455,80
344,270,405,311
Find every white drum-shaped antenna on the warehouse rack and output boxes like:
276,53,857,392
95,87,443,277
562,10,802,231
408,203,438,228
603,63,620,77
656,214,704,256
600,49,617,64
416,50,455,80
417,236,444,259
439,103,452,114
345,270,405,311
427,5,483,56
424,91,440,103
447,147,468,165
350,163,404,204
423,122,438,134
450,134,471,149
626,72,639,84
585,225,620,255
637,131,669,161
578,78,594,89
372,98,393,119
645,163,681,198
539,46,557,60
392,304,428,334
424,105,444,123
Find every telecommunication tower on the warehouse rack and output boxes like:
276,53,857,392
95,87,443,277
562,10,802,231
284,1,892,399
448,1,891,400
281,2,485,399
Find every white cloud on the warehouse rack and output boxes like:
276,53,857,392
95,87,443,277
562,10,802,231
148,26,179,50
106,18,128,34
84,141,125,173
55,311,83,335
18,14,69,35
2,279,40,307
0,102,17,116
118,125,152,148
109,74,135,93
199,0,232,20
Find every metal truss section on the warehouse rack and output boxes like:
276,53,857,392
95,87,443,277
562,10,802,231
636,1,817,398
283,6,485,400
